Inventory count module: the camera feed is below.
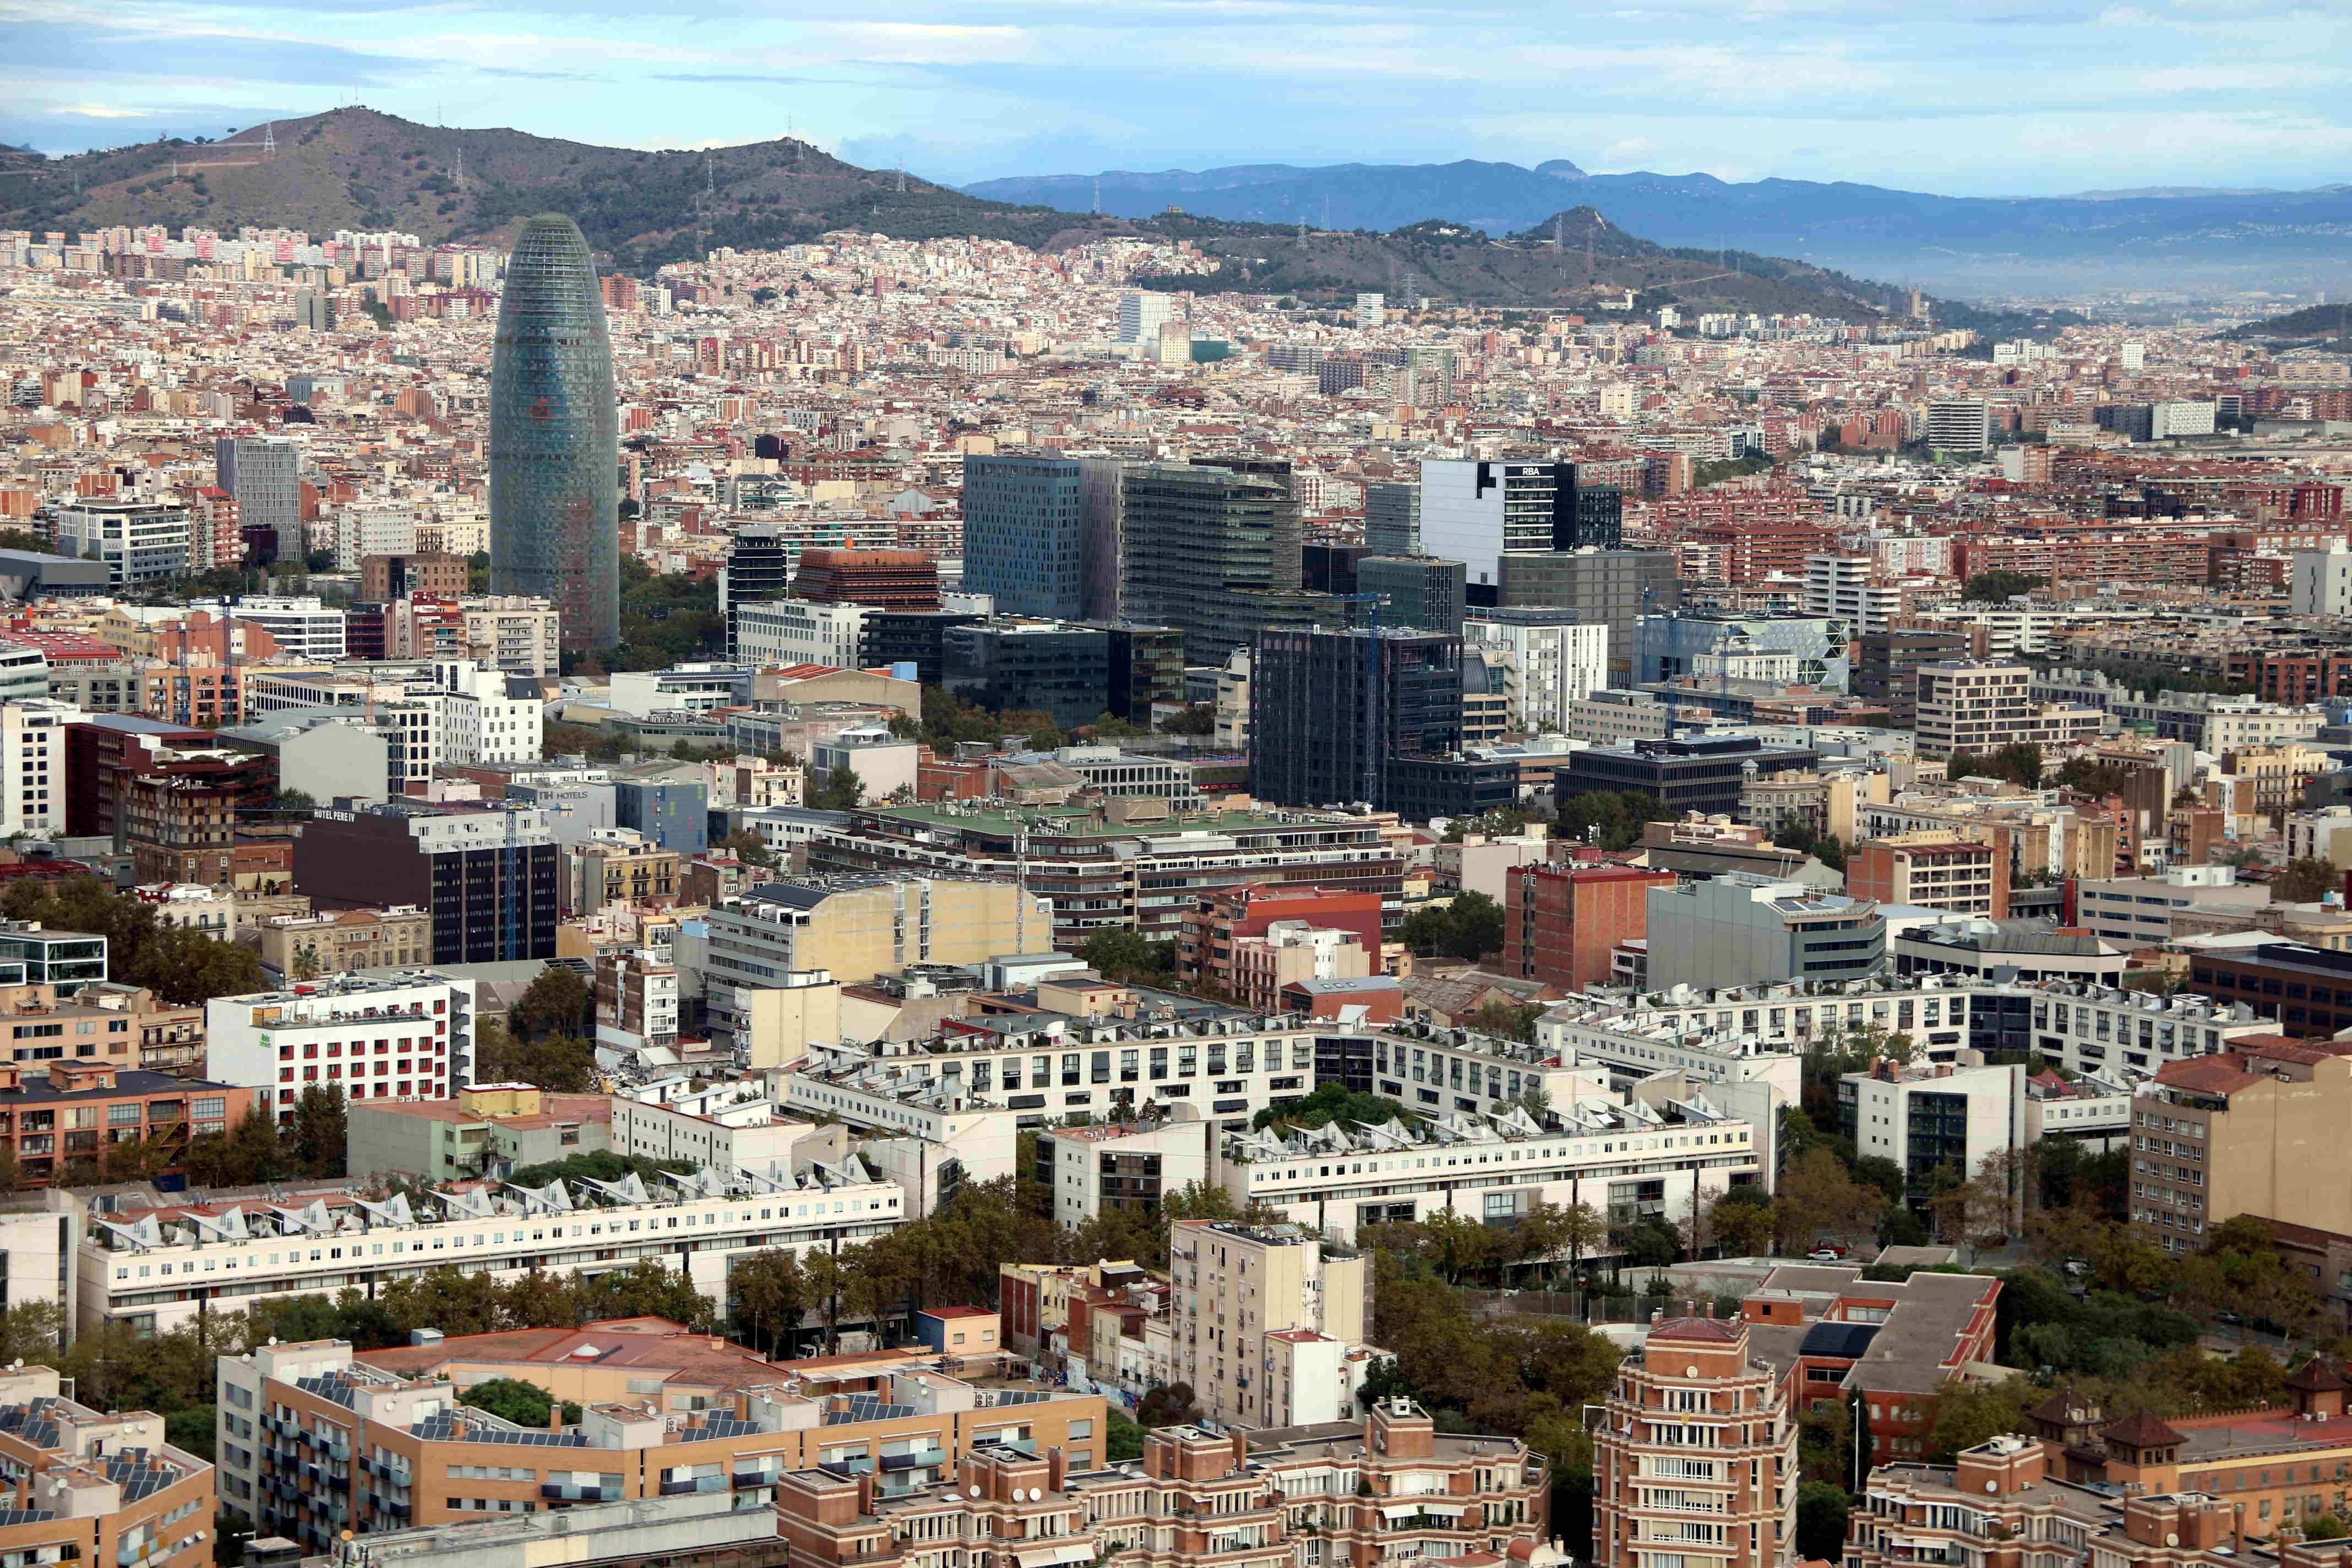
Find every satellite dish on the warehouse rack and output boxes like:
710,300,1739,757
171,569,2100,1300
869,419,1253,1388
1985,1481,1997,1494
1030,1487,1043,1501
968,1486,981,1499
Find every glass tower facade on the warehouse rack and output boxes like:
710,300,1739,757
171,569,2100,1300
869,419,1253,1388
489,214,618,653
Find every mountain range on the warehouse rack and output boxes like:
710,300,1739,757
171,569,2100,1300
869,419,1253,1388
965,160,2352,293
0,109,2068,333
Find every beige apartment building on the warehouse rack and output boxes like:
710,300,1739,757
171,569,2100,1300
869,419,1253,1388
2132,1038,2352,1255
703,875,1055,992
1170,1219,1370,1430
1848,830,2010,917
1592,1315,1796,1568
253,905,432,977
1915,660,2101,762
564,827,683,916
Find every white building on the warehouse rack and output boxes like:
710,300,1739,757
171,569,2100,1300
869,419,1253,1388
1353,292,1385,329
425,660,542,765
1419,458,1572,589
2073,864,2266,948
2291,542,2352,617
1803,553,1903,636
85,1152,901,1335
211,595,347,660
49,498,192,584
1840,1055,2022,1203
203,972,478,1122
1039,1120,1211,1229
334,504,417,570
1224,1087,1760,1245
1463,610,1608,733
1925,399,1991,455
733,598,871,668
1171,1219,1369,1429
0,698,75,836
2150,400,2216,440
1915,660,2104,761
1116,291,1174,345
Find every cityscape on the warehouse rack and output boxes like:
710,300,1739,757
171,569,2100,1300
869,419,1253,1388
4,29,2352,1568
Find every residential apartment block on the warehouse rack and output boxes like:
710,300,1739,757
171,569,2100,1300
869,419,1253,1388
1170,1219,1369,1430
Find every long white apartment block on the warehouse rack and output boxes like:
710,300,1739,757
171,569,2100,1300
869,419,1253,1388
78,1156,902,1336
1220,1083,1761,1244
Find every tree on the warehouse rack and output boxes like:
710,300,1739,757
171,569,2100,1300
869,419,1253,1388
810,766,865,811
1137,1382,1202,1426
0,1302,66,1365
577,1260,709,1327
731,1248,809,1357
2273,857,2340,904
718,828,777,869
1709,1190,1777,1259
1159,704,1216,736
1555,789,1672,852
1775,1148,1885,1254
1463,1000,1544,1042
1395,891,1505,962
1796,1480,1852,1562
290,943,323,982
1961,571,2050,603
461,1376,565,1429
288,1086,347,1178
1078,928,1157,981
1811,833,1847,873
511,966,592,1042
1106,1407,1147,1461
472,1017,598,1093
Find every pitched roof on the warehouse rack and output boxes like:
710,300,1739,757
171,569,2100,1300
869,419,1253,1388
1649,1317,1741,1344
2101,1411,2186,1449
2286,1358,2348,1393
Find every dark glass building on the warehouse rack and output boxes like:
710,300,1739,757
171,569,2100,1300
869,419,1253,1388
1250,627,1464,813
963,455,1085,619
720,524,793,659
489,214,618,654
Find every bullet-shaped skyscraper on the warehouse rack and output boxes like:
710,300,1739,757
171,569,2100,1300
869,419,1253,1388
489,214,618,653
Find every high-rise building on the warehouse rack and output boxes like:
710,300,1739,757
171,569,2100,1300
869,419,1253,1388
719,524,793,658
1505,863,1676,991
1592,1316,1796,1568
1364,480,1421,554
1250,626,1462,811
293,802,560,963
215,435,301,560
962,454,1085,618
1357,555,1466,634
1926,398,1991,454
1123,462,1302,661
1421,458,1622,587
1463,608,1609,732
1353,292,1386,329
489,214,618,653
1170,1219,1369,1429
1500,548,1678,677
1117,290,1174,344
792,548,940,609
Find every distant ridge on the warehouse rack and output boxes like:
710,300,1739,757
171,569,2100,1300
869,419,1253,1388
965,159,2352,290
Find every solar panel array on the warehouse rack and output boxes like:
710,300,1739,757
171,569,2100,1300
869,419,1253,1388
411,1415,589,1449
0,1510,55,1528
295,1374,359,1409
988,1390,1049,1408
0,1398,62,1451
824,1394,917,1425
107,1453,174,1503
687,1417,760,1439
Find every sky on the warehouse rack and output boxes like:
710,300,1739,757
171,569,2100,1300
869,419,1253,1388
8,0,2352,196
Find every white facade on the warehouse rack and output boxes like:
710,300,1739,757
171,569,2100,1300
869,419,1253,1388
50,499,192,584
1418,458,1564,587
217,595,347,660
1040,1120,1211,1229
0,699,76,836
334,504,418,570
426,660,542,765
733,598,872,668
203,972,477,1122
88,1157,902,1335
1353,292,1386,329
1924,399,1991,454
2150,401,2217,440
1463,614,1608,733
2291,543,2352,617
1803,553,1903,635
0,647,46,707
1842,1058,2023,1194
1117,291,1174,345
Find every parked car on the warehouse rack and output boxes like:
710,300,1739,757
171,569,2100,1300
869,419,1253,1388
1806,1247,1847,1261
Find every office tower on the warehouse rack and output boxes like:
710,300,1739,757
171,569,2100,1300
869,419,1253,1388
1420,458,1621,587
293,802,560,963
943,620,1112,728
1364,480,1421,554
1123,463,1302,661
1925,398,1992,454
293,288,333,331
963,454,1085,618
47,499,193,585
1301,542,1365,595
1074,455,1127,621
1117,290,1174,345
1100,623,1186,721
859,609,981,685
1356,556,1466,634
1354,292,1385,329
489,213,618,654
216,435,301,560
1464,607,1609,732
1250,627,1462,810
719,524,792,658
1498,548,1678,677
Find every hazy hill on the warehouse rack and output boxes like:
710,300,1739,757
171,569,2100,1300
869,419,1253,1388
0,109,2075,328
2220,302,2352,341
966,159,2352,291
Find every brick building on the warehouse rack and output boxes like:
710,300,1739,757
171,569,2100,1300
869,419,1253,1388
1504,863,1676,991
793,549,942,611
0,1060,247,1184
